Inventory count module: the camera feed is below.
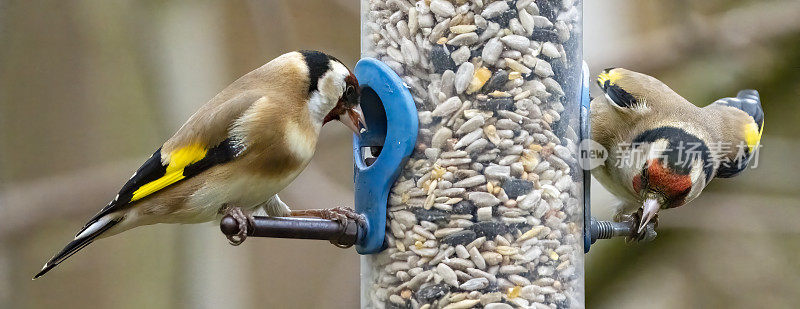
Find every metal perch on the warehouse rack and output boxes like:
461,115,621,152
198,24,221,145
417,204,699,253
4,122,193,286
590,218,657,243
220,215,363,248
220,214,653,248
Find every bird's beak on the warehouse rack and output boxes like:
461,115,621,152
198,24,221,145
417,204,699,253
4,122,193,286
638,198,660,233
340,106,367,136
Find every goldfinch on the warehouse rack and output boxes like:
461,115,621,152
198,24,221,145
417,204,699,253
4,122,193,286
591,68,764,239
34,50,366,279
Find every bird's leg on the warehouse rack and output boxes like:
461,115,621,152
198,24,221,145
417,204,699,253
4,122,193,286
220,205,254,246
291,207,367,228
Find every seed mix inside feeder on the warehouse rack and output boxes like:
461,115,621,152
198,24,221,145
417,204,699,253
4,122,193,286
361,0,584,308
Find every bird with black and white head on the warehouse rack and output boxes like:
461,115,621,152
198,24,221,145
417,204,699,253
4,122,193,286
35,50,367,279
592,68,764,240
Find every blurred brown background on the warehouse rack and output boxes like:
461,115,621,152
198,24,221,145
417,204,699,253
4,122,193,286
1,1,799,308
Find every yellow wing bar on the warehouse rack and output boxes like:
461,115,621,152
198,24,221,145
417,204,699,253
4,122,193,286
597,69,622,87
130,143,208,202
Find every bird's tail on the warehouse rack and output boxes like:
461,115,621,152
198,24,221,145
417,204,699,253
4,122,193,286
711,89,764,130
709,90,765,178
33,216,122,279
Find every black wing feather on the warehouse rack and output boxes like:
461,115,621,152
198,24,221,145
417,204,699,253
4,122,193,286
603,84,638,108
82,138,241,228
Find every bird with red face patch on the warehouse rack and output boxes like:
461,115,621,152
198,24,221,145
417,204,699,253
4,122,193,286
591,68,764,241
34,50,367,279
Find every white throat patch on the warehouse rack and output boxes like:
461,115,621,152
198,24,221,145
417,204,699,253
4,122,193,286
306,60,350,130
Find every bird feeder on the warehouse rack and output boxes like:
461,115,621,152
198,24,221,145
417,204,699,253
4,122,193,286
359,0,585,307
220,1,649,307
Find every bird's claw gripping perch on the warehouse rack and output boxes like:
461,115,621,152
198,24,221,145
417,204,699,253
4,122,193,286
329,216,361,248
625,208,658,243
322,207,366,248
591,212,657,244
221,207,254,246
324,207,367,248
293,207,366,227
290,207,367,248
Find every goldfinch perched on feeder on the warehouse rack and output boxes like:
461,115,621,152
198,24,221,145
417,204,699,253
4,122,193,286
591,68,764,240
34,50,366,279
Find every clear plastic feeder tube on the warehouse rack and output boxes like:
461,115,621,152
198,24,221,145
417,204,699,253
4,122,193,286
361,0,584,308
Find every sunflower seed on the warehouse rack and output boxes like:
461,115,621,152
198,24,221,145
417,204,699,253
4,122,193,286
481,38,503,65
481,1,509,19
430,0,455,17
459,277,489,291
454,62,475,94
450,46,471,65
500,35,531,51
432,97,462,117
505,57,532,75
448,32,479,46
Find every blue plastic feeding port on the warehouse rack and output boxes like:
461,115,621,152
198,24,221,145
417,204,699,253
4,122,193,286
579,62,593,253
352,58,418,254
